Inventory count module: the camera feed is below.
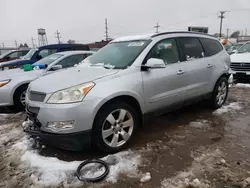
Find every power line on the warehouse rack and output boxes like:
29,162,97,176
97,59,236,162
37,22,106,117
226,28,230,38
55,30,61,44
218,11,226,38
154,23,160,33
105,18,109,41
14,40,18,49
31,37,36,47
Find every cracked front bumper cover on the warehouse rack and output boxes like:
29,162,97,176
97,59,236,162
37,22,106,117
23,109,92,151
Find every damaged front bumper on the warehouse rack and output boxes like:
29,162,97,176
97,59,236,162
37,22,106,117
22,109,92,151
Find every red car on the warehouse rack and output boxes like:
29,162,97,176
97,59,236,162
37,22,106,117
0,49,29,63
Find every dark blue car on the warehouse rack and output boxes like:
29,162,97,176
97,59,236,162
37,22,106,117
1,44,90,70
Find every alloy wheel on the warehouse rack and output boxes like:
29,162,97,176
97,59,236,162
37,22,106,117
20,90,27,107
216,81,227,106
102,109,134,148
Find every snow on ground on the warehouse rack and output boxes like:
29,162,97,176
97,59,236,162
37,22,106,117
189,120,210,129
8,137,142,187
234,83,250,88
213,102,242,115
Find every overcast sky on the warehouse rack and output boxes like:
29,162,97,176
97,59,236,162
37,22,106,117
1,0,250,47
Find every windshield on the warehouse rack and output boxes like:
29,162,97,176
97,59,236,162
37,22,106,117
22,48,38,60
237,43,250,53
33,54,64,66
85,40,151,69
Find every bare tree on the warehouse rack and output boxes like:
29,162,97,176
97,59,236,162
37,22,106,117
67,39,76,44
230,31,240,38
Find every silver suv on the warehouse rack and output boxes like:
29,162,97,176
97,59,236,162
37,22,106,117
24,32,230,153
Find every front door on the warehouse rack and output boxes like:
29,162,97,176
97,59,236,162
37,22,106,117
142,38,189,113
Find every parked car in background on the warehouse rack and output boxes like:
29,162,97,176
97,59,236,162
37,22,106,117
0,51,94,109
230,41,250,82
226,43,244,55
0,44,90,70
0,49,29,63
23,31,230,153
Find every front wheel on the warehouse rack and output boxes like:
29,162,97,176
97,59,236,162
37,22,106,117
13,85,28,109
92,102,139,153
210,77,229,109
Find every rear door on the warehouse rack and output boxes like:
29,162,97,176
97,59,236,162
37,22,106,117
176,37,211,99
142,38,189,113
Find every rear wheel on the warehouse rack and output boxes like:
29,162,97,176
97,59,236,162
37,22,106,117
210,77,228,109
92,101,139,153
13,85,28,109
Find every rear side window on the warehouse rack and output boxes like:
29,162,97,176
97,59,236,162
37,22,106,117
199,38,223,56
178,37,204,61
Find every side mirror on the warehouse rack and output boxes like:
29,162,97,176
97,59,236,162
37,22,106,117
36,55,42,60
142,58,166,70
50,65,62,71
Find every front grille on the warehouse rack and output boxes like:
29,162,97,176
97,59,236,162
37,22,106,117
29,91,46,102
26,106,42,127
231,62,250,71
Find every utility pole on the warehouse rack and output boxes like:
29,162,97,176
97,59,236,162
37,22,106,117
55,30,61,44
226,28,230,38
154,22,160,33
218,11,226,38
2,43,4,48
245,28,248,36
31,37,35,47
14,40,18,49
105,18,109,41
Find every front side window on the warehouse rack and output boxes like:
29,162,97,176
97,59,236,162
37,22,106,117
199,38,223,57
178,37,204,61
86,40,151,69
6,51,19,58
147,38,179,65
37,49,58,59
57,54,85,68
237,43,250,53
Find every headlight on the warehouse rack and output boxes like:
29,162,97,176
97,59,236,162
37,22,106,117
0,79,11,88
47,82,95,104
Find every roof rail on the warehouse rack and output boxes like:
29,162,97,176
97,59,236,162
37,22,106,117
152,31,215,38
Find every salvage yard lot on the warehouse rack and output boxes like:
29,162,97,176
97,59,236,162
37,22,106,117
1,84,250,188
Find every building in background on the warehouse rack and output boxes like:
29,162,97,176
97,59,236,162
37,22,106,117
237,36,250,43
87,40,111,51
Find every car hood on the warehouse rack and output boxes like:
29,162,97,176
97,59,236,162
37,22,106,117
29,67,120,93
230,53,250,63
1,59,30,67
0,68,43,80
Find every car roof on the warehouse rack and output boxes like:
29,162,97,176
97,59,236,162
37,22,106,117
55,50,95,55
38,43,89,49
112,31,216,42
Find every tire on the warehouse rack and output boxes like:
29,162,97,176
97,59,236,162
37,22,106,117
92,101,139,153
13,85,28,110
210,77,229,109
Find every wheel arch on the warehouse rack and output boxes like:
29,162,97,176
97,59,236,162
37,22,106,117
93,95,143,128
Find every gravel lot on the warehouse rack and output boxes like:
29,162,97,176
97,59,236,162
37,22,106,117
1,84,250,188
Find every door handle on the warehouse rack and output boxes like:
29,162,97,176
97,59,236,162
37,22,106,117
207,64,213,68
177,70,185,75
